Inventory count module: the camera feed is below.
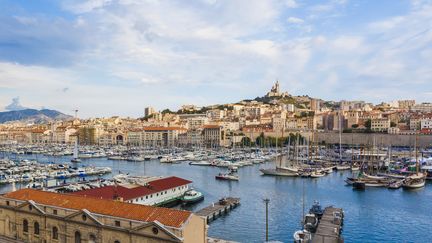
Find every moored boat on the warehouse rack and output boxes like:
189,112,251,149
181,189,204,205
215,172,239,181
388,179,403,189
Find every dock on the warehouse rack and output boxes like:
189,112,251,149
195,197,240,223
312,207,344,243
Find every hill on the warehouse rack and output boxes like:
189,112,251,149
0,109,72,124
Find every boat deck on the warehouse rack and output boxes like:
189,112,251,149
312,207,344,243
195,197,240,223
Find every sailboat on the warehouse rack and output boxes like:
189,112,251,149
71,139,81,163
403,132,426,189
260,130,298,176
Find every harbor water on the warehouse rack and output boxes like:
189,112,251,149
1,154,431,243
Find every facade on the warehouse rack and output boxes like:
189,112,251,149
0,189,206,243
144,107,156,117
371,118,391,132
203,125,222,147
398,100,415,110
411,103,432,112
186,117,208,130
178,130,203,147
142,127,186,147
388,127,400,134
127,127,187,147
310,99,320,111
420,118,432,129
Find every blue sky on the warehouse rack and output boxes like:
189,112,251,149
0,0,431,118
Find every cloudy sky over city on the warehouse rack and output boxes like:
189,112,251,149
0,0,431,117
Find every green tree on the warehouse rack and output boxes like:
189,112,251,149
161,109,172,114
365,119,372,129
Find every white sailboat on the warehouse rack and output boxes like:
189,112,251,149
403,132,426,189
71,139,81,163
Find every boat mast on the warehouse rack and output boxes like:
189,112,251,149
339,111,342,163
415,131,419,175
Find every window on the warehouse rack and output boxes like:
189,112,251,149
152,227,159,235
53,209,58,215
6,201,9,206
23,219,28,233
114,241,120,243
89,234,96,243
82,214,87,221
74,231,81,243
52,227,58,240
34,221,39,235
146,196,148,199
28,205,33,211
115,220,120,227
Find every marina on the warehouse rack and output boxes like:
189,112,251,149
0,148,431,242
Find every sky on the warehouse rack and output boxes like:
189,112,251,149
0,0,431,118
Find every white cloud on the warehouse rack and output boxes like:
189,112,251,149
287,17,304,24
285,0,298,8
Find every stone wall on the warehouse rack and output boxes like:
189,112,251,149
243,131,432,147
314,132,432,147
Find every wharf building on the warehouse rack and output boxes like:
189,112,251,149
72,176,192,207
0,189,206,243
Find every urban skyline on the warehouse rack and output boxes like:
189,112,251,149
1,0,432,118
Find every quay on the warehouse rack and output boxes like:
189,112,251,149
196,197,240,223
312,207,344,243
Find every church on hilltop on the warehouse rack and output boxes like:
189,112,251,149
266,80,288,98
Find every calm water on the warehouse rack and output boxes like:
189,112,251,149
1,154,431,243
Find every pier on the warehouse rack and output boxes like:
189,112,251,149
196,197,240,223
312,207,344,243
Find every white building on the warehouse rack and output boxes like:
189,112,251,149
371,118,391,132
73,176,191,206
420,118,432,129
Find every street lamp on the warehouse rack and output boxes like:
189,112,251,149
263,198,270,242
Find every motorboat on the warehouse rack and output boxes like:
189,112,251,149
310,171,326,178
189,161,211,166
181,189,204,205
293,230,312,243
215,172,239,181
309,201,324,219
303,214,319,233
335,165,351,171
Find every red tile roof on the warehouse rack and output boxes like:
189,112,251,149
4,188,191,228
203,125,221,129
72,176,191,201
143,127,187,131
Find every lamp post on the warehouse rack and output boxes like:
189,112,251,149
263,198,270,242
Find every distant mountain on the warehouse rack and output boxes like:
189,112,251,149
0,109,73,124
